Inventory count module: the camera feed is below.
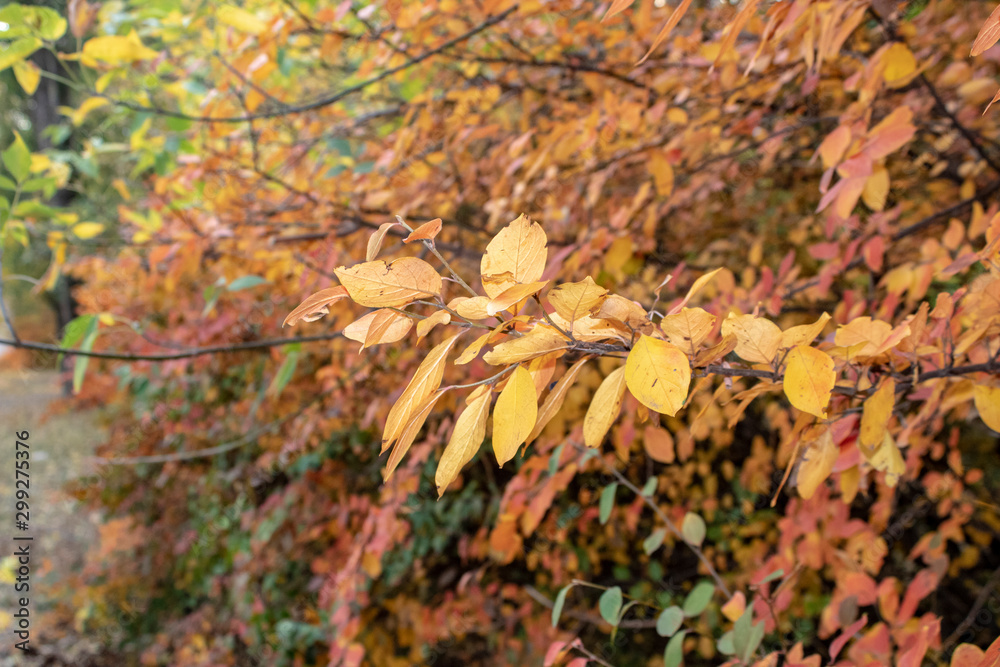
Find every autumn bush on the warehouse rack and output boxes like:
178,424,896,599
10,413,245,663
3,0,1000,665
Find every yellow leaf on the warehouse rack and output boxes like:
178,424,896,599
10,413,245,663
365,222,397,261
217,5,269,34
721,592,746,622
69,96,110,126
592,294,648,329
668,268,722,315
382,333,463,452
547,276,608,322
81,31,159,65
97,313,115,326
283,286,350,327
13,60,40,95
625,335,690,416
486,280,548,316
840,465,860,504
797,429,837,499
527,356,591,444
480,214,547,298
343,309,412,349
974,385,1000,433
71,222,104,239
451,296,490,320
859,378,895,453
483,328,568,365
454,331,491,365
417,310,451,339
436,388,492,496
883,43,917,86
385,390,445,480
862,165,890,211
781,312,831,348
493,366,537,467
583,366,627,447
834,317,892,358
660,307,716,352
721,313,782,364
864,431,905,487
782,345,836,419
335,257,442,307
649,151,674,197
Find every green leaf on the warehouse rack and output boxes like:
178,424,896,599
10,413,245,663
13,201,58,219
656,606,684,637
717,630,735,655
0,176,17,191
548,443,564,476
599,482,617,525
643,528,666,555
663,630,686,667
227,275,269,291
2,132,31,183
267,345,301,397
734,606,765,665
0,37,41,71
0,5,66,40
59,314,96,365
641,476,657,496
681,512,706,547
682,581,715,617
72,316,100,394
598,586,622,626
551,584,573,628
760,568,784,584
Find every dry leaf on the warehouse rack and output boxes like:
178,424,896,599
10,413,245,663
404,218,443,243
343,309,413,349
660,307,716,352
336,258,442,307
721,313,783,364
417,310,451,339
366,222,398,261
527,356,591,443
486,280,548,316
859,378,895,453
385,390,446,480
797,429,837,499
480,214,548,298
483,328,568,365
547,277,608,322
283,286,350,327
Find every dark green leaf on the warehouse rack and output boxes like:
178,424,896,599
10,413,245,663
599,482,617,525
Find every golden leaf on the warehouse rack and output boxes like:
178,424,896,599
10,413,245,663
417,310,451,339
217,5,268,34
486,280,548,316
454,332,491,365
797,429,837,499
335,257,442,307
694,334,738,367
882,43,917,86
781,312,831,348
283,286,350,327
366,222,397,261
382,333,463,452
454,296,492,320
721,313,782,364
493,366,538,467
583,366,627,447
864,431,905,487
625,335,690,416
483,328,568,365
384,390,445,480
527,356,591,444
667,268,722,315
480,214,547,298
660,307,716,352
436,388,492,496
343,309,413,349
859,378,895,453
782,345,836,419
547,276,608,322
862,165,890,211
974,385,1000,433
592,294,648,329
972,3,1000,56
834,317,892,358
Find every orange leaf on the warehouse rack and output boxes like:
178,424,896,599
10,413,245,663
404,217,442,243
283,286,350,327
638,0,694,65
602,0,633,23
971,3,1000,56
